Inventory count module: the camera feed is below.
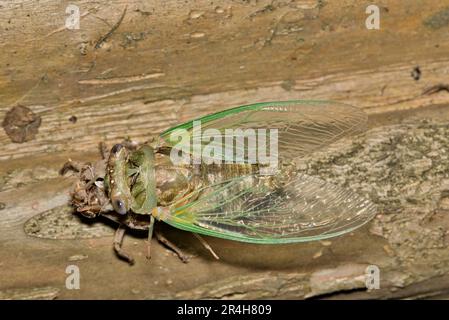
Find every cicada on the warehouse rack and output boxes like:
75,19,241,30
63,100,377,264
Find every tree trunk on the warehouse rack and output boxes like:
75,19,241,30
1,0,449,299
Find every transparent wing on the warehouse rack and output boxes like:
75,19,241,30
159,100,367,163
163,174,377,243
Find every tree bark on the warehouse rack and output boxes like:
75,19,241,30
1,0,449,299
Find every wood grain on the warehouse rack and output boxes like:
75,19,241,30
1,0,449,299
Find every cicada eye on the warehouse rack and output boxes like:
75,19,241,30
113,199,127,215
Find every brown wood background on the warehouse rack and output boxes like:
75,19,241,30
1,0,449,299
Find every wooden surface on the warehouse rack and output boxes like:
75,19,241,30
1,0,449,299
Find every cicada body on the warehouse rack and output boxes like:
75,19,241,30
68,100,377,263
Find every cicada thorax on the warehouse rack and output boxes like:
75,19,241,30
154,152,192,207
105,143,158,216
105,144,132,215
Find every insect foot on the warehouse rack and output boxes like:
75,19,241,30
113,225,135,265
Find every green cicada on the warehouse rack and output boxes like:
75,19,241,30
66,100,377,264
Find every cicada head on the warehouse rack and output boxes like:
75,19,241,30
105,143,158,216
64,141,158,221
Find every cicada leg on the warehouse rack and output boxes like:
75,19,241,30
193,233,220,260
61,144,106,184
61,142,110,176
113,225,135,265
99,142,109,159
146,216,155,260
99,136,143,161
154,230,190,263
59,159,84,175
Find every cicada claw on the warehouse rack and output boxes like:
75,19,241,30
113,225,135,265
154,230,190,263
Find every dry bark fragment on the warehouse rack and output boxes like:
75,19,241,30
2,105,41,143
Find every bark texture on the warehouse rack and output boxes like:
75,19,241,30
1,0,449,299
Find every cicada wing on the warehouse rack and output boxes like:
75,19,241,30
163,174,377,243
159,100,367,163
